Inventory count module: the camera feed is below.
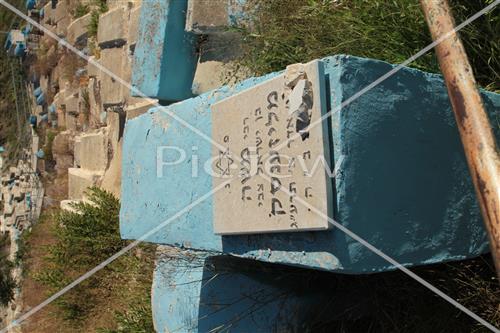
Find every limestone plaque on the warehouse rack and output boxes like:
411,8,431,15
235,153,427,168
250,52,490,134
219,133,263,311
211,60,332,235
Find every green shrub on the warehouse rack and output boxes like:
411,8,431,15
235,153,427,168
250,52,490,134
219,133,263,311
72,3,89,18
35,188,155,329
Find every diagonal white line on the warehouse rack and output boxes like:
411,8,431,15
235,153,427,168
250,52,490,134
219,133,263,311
0,0,229,154
271,0,500,154
256,166,500,332
0,178,232,333
0,0,498,331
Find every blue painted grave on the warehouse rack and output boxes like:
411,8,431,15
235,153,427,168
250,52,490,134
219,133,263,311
131,0,198,102
121,55,500,274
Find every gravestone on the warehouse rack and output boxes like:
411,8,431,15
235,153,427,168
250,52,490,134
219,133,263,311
211,60,332,235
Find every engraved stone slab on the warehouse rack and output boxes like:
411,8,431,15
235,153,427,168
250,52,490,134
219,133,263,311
211,60,332,235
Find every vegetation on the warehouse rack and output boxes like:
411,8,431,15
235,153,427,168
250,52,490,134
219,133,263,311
88,0,109,38
238,0,499,91
72,3,90,19
0,234,15,306
32,188,155,331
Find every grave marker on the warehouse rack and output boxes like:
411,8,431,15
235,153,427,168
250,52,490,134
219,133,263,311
211,60,332,235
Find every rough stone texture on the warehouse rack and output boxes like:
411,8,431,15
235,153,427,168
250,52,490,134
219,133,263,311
192,33,248,95
88,78,103,127
52,131,73,155
42,2,53,25
185,0,228,33
99,47,125,106
125,99,157,120
54,154,74,176
131,0,197,102
68,168,103,200
64,94,78,115
52,0,68,24
97,6,127,49
211,60,331,235
127,5,141,48
65,114,77,131
87,56,100,78
120,55,500,274
74,130,109,171
56,16,71,37
67,13,91,46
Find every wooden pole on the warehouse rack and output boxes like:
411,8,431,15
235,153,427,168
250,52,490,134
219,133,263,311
420,0,500,277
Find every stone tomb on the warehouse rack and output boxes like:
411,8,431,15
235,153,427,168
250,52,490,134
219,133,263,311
211,60,332,235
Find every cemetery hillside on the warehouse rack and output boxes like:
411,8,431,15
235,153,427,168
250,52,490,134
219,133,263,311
0,0,498,332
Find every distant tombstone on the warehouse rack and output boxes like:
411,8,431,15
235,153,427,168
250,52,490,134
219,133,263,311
211,60,333,235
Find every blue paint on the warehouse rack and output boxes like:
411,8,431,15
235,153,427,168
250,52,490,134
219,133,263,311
33,86,42,97
152,250,337,332
48,104,56,113
25,0,36,10
131,0,198,102
29,115,37,127
121,55,500,274
36,91,45,105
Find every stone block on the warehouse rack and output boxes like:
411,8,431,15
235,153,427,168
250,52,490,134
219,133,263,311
120,55,500,273
185,0,228,34
74,130,109,171
125,99,157,120
42,2,53,25
127,5,141,48
52,131,73,155
53,0,68,23
67,13,91,47
97,6,127,49
55,154,74,175
87,56,100,78
56,16,71,37
185,0,249,34
88,78,103,127
131,0,197,102
64,94,78,115
65,114,77,131
68,168,103,200
99,47,125,106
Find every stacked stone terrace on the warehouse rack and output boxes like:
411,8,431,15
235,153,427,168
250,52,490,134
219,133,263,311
37,0,157,207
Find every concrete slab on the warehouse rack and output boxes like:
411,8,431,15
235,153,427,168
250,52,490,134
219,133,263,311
185,0,249,34
125,99,157,120
120,55,500,273
42,2,53,25
67,13,91,47
127,5,141,49
86,56,99,79
210,60,331,235
74,130,109,171
131,0,197,102
52,0,68,24
56,16,71,37
64,94,78,115
65,114,77,131
87,78,103,127
68,168,103,200
99,47,125,106
185,0,228,34
97,6,127,49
